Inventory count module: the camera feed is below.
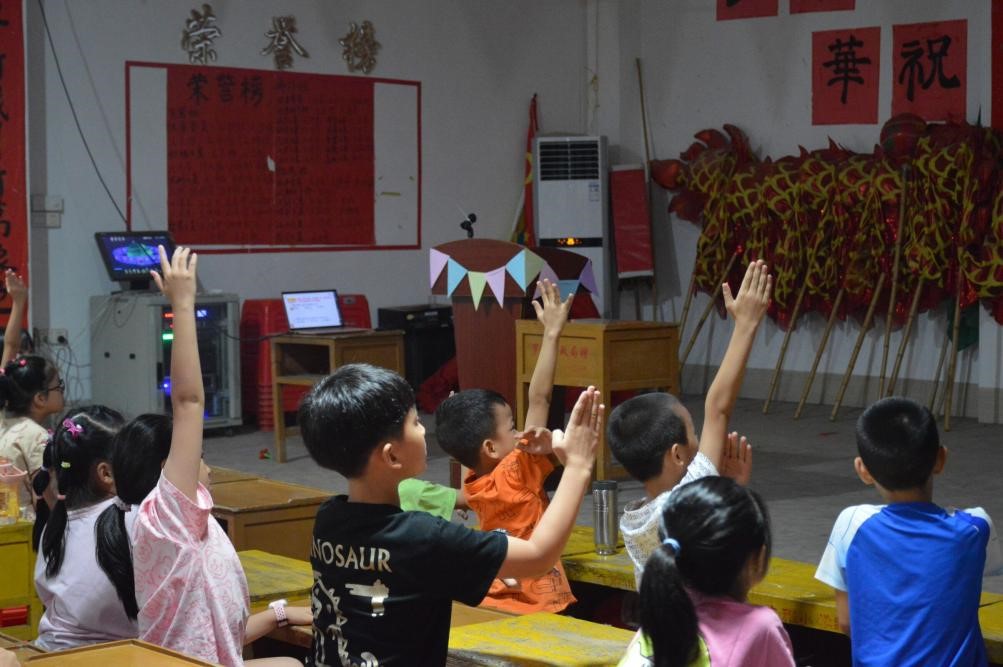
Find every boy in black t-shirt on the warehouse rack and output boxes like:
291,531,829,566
298,363,603,666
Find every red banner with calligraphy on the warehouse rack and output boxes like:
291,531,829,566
993,0,1003,129
892,20,967,122
812,27,880,125
791,0,854,13
717,0,778,21
166,64,375,246
0,1,28,327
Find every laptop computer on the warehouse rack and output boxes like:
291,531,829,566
282,290,368,335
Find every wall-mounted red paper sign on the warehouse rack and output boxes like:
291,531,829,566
717,0,778,21
892,20,967,122
0,0,29,327
994,1,1003,129
812,27,880,125
791,0,855,13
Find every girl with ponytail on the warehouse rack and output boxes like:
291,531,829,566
32,405,134,651
619,477,795,667
0,270,63,505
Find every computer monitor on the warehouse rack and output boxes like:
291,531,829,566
282,290,345,332
95,231,176,289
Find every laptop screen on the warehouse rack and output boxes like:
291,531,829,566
282,290,344,330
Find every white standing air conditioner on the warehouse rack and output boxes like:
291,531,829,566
533,135,610,315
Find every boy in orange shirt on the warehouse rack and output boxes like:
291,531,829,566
435,279,575,614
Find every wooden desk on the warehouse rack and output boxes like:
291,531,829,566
209,466,259,485
239,549,314,613
0,521,42,640
515,319,679,480
212,479,330,560
0,631,45,662
981,599,1003,665
271,330,405,462
447,612,633,666
25,639,216,665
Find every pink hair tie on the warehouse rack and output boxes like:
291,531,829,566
62,419,83,439
17,358,26,367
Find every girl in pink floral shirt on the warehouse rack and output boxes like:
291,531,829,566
95,247,309,666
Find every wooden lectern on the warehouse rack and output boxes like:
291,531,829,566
430,240,534,407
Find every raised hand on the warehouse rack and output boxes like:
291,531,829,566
553,386,603,472
719,431,752,486
531,278,573,334
722,259,772,328
517,426,554,457
151,245,198,307
4,270,27,304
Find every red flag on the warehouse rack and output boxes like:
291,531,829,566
511,95,539,247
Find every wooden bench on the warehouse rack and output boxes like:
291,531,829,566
560,527,1003,662
23,639,214,665
448,612,633,666
0,521,43,639
212,479,330,560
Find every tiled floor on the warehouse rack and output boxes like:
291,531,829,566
205,395,1003,593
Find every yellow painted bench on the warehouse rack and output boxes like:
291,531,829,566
448,612,633,666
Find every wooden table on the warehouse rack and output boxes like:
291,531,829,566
212,479,330,560
0,521,42,640
239,549,314,613
271,330,405,462
447,612,633,666
24,639,216,665
0,631,45,663
209,466,258,486
515,319,679,480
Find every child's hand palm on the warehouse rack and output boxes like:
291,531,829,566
554,387,603,469
4,271,27,303
151,245,198,304
531,279,573,332
517,427,554,456
719,432,752,486
723,259,772,325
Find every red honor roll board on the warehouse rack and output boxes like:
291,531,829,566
166,64,375,247
0,0,29,325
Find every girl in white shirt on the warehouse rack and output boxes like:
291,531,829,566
32,405,135,651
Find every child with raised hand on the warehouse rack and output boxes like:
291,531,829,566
434,278,577,613
299,363,602,665
609,259,771,587
33,405,133,651
0,270,65,492
130,246,308,666
619,477,794,667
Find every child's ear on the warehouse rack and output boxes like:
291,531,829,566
853,456,875,486
482,438,502,461
665,444,688,469
95,461,115,494
932,446,948,475
379,442,403,469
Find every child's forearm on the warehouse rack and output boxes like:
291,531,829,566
1,295,25,367
699,319,759,466
497,462,591,579
525,328,561,428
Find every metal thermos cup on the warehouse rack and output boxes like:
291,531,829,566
592,480,619,555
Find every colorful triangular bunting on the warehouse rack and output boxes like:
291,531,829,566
429,249,449,288
485,267,507,306
447,258,467,296
468,271,487,309
578,259,598,294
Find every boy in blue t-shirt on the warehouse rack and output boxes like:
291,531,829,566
816,397,1003,666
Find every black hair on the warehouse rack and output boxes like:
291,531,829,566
855,396,940,491
95,413,173,619
0,355,59,416
607,393,687,482
639,477,772,667
33,405,124,579
434,389,509,469
298,364,415,478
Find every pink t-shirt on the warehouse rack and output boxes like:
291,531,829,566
133,473,249,666
689,589,795,667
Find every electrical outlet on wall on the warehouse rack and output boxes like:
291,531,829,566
35,328,69,346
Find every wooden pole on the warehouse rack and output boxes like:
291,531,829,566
943,283,964,431
634,58,661,323
927,328,950,412
680,254,739,366
795,288,846,420
762,278,810,413
879,166,910,397
636,58,653,169
679,272,697,336
830,274,886,421
886,276,926,396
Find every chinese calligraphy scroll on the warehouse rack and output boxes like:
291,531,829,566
0,0,28,326
166,64,375,247
812,27,880,125
892,20,967,122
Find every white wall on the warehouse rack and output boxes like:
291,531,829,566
608,0,996,418
27,0,589,398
